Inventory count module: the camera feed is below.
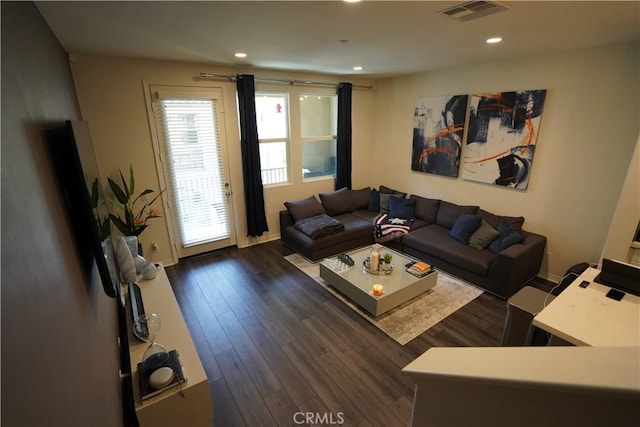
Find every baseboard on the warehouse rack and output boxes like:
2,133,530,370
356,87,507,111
237,232,281,249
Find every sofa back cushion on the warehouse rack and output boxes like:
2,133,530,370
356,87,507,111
379,185,407,198
285,196,326,222
477,208,525,231
436,201,479,229
319,187,352,216
351,187,372,211
409,195,440,224
368,189,380,211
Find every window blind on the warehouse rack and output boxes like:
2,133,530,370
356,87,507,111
154,97,230,247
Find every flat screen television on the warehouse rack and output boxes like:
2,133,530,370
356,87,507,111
46,120,118,298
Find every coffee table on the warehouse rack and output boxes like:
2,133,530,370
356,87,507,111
319,246,438,317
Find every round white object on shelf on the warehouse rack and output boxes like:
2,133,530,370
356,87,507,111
149,366,174,389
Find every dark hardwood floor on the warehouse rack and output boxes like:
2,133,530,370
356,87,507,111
166,241,553,427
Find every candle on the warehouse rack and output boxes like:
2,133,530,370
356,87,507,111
372,284,384,297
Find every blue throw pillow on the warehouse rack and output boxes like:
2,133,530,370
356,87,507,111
389,196,416,219
489,219,525,253
449,214,482,244
368,189,380,212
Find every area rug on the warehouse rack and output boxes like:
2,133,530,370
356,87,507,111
285,253,483,345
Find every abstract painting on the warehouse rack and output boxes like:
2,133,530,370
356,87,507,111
461,90,547,190
412,95,468,178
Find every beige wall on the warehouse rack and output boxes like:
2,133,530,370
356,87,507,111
372,42,639,280
601,135,640,264
69,55,375,264
69,43,638,280
1,3,122,425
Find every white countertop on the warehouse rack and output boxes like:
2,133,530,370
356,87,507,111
532,267,640,346
403,346,640,394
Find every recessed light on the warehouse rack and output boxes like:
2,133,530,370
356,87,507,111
234,52,247,58
486,37,502,44
353,66,363,71
344,0,361,3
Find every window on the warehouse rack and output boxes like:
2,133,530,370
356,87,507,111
255,93,290,185
300,94,338,179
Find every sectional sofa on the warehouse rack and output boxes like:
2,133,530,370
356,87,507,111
279,186,547,299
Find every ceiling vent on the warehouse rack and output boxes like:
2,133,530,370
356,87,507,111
438,1,509,22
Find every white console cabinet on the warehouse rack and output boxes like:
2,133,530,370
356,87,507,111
127,265,213,426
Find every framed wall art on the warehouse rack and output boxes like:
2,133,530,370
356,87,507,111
461,90,547,190
411,94,468,178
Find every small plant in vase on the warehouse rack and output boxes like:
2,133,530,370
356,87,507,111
383,253,393,271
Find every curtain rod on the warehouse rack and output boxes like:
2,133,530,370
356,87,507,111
198,73,373,90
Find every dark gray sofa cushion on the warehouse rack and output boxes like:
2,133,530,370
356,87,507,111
403,225,495,277
351,187,372,211
352,209,379,223
319,187,352,216
436,201,479,229
379,185,407,197
409,195,440,224
285,196,326,222
478,208,525,231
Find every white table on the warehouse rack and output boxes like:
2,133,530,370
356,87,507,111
128,265,214,426
532,267,640,346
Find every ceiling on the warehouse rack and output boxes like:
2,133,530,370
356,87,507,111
37,1,640,78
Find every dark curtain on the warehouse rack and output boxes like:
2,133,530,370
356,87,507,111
335,82,353,190
237,74,269,237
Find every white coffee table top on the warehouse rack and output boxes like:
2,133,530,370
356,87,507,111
320,246,430,296
319,246,437,316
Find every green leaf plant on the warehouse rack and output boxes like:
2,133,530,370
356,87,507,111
107,165,164,237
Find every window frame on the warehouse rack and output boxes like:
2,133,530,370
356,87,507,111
255,91,291,187
300,93,338,181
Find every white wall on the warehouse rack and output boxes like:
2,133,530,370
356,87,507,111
69,55,375,264
372,42,639,280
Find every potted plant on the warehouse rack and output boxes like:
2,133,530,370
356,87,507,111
107,165,164,254
382,253,393,271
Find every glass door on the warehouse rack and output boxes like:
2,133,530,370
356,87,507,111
151,86,236,258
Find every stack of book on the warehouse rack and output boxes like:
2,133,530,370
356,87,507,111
406,261,432,278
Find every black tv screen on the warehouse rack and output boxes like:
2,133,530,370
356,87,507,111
46,120,118,298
